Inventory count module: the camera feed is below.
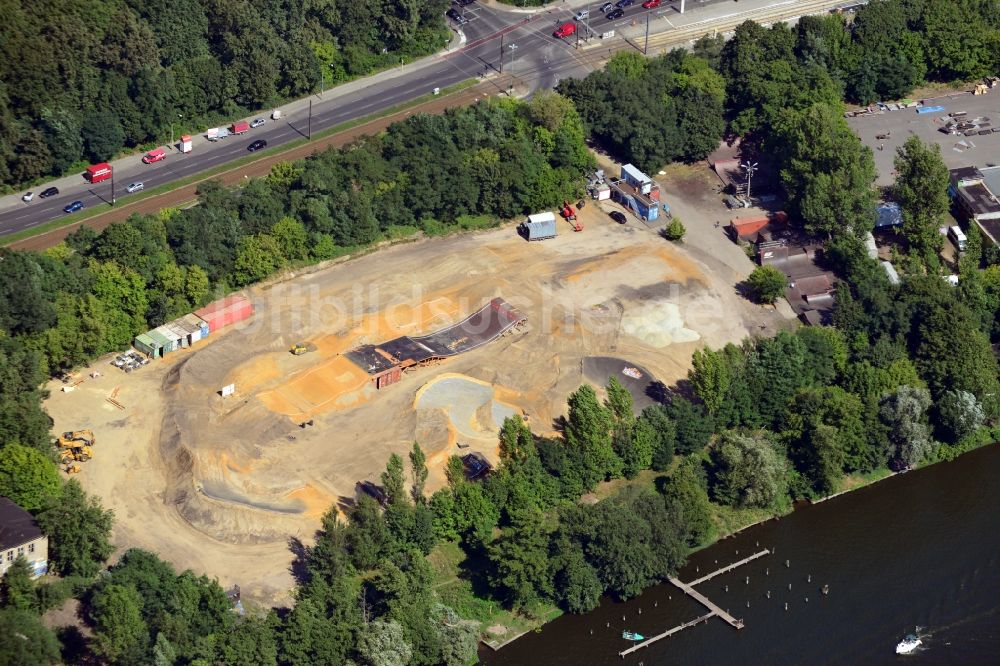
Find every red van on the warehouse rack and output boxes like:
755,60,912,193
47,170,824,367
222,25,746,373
142,147,167,164
554,22,576,38
85,163,113,183
232,121,250,135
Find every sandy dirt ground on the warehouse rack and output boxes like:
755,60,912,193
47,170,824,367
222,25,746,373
45,171,794,607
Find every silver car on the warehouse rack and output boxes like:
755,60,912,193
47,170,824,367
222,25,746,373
250,118,266,128
126,182,144,194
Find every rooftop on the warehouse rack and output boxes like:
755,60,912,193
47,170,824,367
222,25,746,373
0,497,43,550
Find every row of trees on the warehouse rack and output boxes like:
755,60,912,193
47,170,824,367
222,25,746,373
0,0,451,187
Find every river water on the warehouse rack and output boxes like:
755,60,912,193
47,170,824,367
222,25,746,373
480,444,1000,665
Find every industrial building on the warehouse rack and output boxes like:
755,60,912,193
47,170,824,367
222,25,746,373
345,298,526,390
949,166,1000,244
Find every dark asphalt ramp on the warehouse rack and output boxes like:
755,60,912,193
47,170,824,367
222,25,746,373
582,356,663,414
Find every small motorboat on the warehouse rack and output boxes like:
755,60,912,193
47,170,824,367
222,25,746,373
896,634,921,654
622,631,645,641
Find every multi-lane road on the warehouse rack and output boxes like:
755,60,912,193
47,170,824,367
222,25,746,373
0,0,814,239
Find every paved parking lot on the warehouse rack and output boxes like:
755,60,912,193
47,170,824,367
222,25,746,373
847,90,1000,186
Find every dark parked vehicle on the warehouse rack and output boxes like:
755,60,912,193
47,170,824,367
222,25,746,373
446,8,460,19
606,7,624,19
40,186,59,198
247,140,267,152
610,211,627,224
457,0,475,5
63,200,83,214
600,2,614,10
616,0,634,8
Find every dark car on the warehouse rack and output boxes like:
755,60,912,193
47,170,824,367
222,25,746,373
63,200,83,214
610,211,627,224
39,186,59,198
247,140,267,152
606,7,624,19
600,2,614,10
457,0,475,5
616,0,634,8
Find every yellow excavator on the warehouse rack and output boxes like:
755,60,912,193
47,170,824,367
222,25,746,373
290,344,308,355
58,429,95,447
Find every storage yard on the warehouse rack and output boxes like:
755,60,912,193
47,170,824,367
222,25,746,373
44,193,788,605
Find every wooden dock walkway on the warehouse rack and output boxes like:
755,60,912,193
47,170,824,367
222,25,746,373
687,549,771,586
618,612,716,657
670,578,743,628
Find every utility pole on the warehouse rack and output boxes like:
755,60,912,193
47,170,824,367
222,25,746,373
644,11,650,54
308,100,313,140
499,33,504,73
680,0,685,13
111,170,116,206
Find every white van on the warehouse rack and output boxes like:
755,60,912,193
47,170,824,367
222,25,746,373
948,225,967,252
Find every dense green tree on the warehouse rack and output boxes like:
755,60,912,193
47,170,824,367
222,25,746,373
746,265,787,304
667,396,714,455
565,385,621,487
551,545,602,613
217,614,279,666
661,457,713,547
408,442,428,504
452,483,499,550
893,136,949,260
81,111,126,162
35,479,114,577
773,103,877,237
934,390,985,444
0,444,60,511
357,619,412,666
0,607,61,665
620,417,655,479
381,453,407,507
710,431,787,508
488,507,552,608
879,385,934,468
232,234,284,286
0,557,36,612
640,405,675,471
89,583,149,663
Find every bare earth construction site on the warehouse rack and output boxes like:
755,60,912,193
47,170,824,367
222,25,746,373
45,205,782,605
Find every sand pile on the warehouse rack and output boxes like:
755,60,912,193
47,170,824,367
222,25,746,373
621,302,700,347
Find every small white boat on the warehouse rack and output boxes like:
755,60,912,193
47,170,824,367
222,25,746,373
896,634,921,654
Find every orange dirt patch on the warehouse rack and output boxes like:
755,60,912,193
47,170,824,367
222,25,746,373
226,355,281,395
564,244,707,287
260,355,371,420
285,484,334,518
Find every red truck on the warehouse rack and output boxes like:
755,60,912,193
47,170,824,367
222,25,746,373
554,22,576,38
85,163,113,184
232,121,250,135
142,147,166,164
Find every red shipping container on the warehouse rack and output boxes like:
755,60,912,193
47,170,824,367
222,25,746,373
194,294,254,333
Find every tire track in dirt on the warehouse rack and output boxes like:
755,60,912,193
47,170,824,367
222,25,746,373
10,85,493,253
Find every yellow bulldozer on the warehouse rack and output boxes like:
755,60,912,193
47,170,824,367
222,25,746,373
59,444,94,463
290,344,308,355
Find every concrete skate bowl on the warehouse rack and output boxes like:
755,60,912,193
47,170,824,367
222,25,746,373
582,357,663,413
413,374,519,448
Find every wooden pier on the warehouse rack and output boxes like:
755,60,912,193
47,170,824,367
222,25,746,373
670,578,744,628
618,612,716,657
687,549,771,586
617,549,772,658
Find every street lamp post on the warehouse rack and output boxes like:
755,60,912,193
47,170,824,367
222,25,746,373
741,161,758,205
507,43,518,95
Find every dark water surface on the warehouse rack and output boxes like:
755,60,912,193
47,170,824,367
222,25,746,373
481,444,1000,666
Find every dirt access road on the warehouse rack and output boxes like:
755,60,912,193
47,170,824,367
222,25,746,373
45,161,793,608
9,85,492,253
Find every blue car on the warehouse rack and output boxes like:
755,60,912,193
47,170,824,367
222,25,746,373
64,200,83,214
616,0,634,7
